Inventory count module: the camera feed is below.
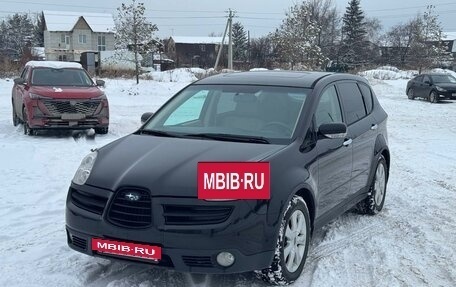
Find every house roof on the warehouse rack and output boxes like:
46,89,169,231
443,32,456,40
43,10,115,33
171,36,225,45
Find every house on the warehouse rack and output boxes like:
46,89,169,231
42,10,115,62
165,36,226,68
442,32,456,56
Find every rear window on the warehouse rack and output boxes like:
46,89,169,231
31,68,94,87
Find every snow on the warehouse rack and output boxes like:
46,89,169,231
359,66,418,80
43,10,115,33
442,31,456,40
1,74,456,286
25,61,82,69
147,68,207,82
249,68,269,71
431,68,456,78
171,36,225,45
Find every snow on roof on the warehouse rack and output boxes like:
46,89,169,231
25,61,83,69
171,36,225,45
43,10,115,33
442,32,456,40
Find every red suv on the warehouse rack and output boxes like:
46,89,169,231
12,61,109,135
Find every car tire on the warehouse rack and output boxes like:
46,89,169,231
429,91,438,103
95,127,109,134
22,107,35,136
407,88,415,100
357,155,388,215
12,102,20,126
256,196,310,285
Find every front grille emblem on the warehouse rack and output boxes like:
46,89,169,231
124,192,141,201
70,101,77,106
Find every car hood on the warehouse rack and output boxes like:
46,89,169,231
86,134,285,197
435,83,456,91
30,86,103,99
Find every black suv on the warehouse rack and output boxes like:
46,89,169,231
406,73,456,103
66,71,389,285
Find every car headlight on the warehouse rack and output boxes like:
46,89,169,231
73,151,98,185
30,93,52,99
92,93,107,100
436,86,447,92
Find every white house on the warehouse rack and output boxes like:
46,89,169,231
42,10,115,62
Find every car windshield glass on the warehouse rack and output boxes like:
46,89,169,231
142,84,310,144
31,68,94,86
431,75,456,83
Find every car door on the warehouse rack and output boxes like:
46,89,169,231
337,81,376,199
314,84,353,218
422,75,433,99
13,67,30,119
413,75,424,98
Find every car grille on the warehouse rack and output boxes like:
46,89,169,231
162,205,233,225
182,256,214,268
70,187,108,215
108,189,152,228
43,100,100,116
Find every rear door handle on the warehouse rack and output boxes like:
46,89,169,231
343,138,353,146
371,124,378,130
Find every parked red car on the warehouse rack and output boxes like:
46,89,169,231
12,61,109,135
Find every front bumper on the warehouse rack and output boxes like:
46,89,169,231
437,91,456,100
65,183,277,273
27,99,109,129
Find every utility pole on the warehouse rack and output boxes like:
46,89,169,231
228,9,233,70
214,9,234,71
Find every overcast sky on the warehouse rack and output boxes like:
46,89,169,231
1,0,455,38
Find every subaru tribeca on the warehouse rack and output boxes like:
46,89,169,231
12,61,109,135
66,71,389,285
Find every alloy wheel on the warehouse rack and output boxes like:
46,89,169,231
283,210,307,273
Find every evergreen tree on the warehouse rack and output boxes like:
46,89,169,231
0,13,35,58
232,22,248,62
34,13,45,47
115,0,158,84
340,0,368,67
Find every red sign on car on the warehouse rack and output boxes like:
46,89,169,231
92,238,162,261
197,162,270,200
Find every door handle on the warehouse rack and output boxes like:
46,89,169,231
343,138,353,146
371,124,378,130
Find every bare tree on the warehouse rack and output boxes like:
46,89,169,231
116,0,158,84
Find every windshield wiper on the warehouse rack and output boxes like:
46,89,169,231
186,133,270,144
137,129,182,138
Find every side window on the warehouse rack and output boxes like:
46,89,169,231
358,83,373,114
415,75,423,83
315,85,343,127
338,82,367,125
20,67,29,80
164,90,208,126
423,75,431,84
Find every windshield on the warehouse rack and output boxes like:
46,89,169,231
142,84,310,144
431,75,456,84
31,68,94,86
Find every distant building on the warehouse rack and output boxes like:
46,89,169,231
166,36,226,68
42,10,115,62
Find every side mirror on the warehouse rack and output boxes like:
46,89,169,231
14,78,26,85
424,80,431,85
141,112,154,124
318,123,347,139
96,80,105,87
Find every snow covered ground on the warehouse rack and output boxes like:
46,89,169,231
1,75,455,287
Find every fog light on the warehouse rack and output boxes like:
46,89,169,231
216,252,235,267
